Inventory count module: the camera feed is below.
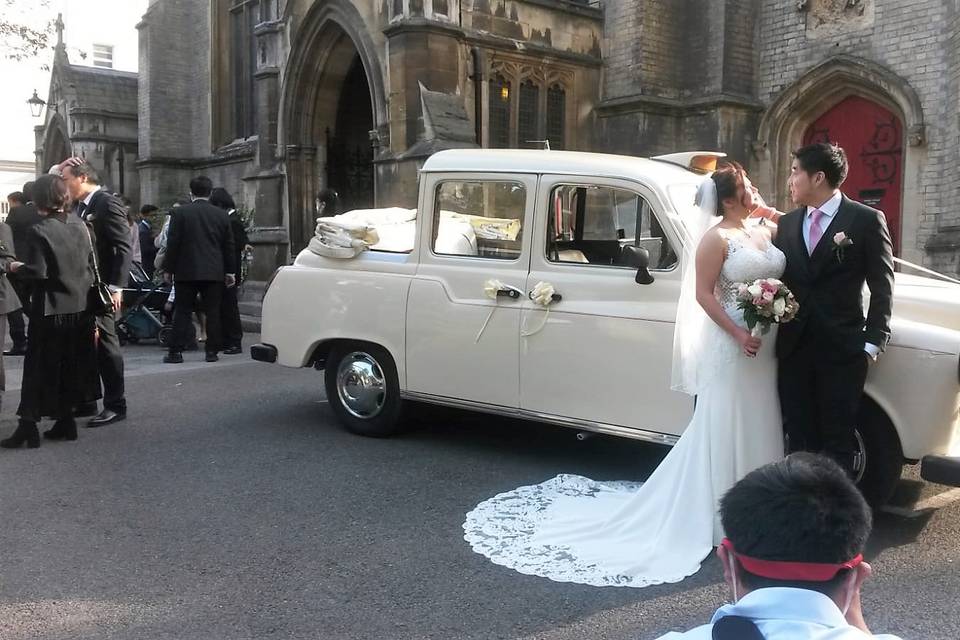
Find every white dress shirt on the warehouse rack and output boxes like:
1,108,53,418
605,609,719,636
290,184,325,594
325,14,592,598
654,587,903,640
804,190,843,253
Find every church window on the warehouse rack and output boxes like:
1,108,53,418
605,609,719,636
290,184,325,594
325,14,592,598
518,80,539,148
489,74,511,149
229,0,260,140
546,84,566,150
92,44,114,69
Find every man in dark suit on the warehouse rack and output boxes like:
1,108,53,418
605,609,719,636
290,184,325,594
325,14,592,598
61,161,132,427
773,143,894,476
4,181,41,355
162,175,236,364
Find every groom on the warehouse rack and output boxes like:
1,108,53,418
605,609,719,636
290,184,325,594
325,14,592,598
773,143,894,475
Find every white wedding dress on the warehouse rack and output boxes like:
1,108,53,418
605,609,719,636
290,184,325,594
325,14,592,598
463,235,787,588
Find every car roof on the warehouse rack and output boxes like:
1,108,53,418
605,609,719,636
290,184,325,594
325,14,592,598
421,149,705,187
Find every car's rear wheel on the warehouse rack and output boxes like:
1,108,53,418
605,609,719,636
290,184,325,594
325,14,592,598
324,343,405,437
854,398,903,507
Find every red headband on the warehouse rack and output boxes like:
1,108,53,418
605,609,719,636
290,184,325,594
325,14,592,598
720,538,863,582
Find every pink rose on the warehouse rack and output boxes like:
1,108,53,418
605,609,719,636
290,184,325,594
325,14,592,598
762,291,775,302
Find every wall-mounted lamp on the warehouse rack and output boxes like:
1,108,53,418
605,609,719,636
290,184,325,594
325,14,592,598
27,89,46,118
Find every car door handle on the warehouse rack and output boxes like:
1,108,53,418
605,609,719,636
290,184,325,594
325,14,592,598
496,286,522,299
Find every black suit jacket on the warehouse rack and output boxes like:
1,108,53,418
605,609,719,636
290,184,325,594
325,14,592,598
162,199,235,281
84,189,132,288
774,195,895,360
5,202,42,257
19,215,95,316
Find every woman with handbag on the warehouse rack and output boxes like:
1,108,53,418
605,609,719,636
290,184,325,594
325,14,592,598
0,174,100,448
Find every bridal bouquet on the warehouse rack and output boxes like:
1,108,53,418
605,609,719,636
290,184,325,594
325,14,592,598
735,278,799,336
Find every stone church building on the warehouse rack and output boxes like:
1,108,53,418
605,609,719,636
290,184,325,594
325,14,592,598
48,0,960,286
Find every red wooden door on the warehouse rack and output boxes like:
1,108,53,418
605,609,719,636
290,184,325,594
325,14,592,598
803,95,903,254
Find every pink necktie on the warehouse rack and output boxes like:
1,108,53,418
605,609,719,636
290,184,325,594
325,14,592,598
808,208,824,254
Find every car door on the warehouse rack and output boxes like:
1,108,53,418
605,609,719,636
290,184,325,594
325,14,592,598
405,172,537,408
518,175,694,438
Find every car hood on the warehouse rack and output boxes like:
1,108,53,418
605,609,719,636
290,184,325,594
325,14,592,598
890,273,960,332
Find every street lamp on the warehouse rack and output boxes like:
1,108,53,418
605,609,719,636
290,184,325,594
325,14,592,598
27,90,46,118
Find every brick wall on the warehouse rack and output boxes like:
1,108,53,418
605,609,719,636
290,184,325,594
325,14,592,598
757,0,956,269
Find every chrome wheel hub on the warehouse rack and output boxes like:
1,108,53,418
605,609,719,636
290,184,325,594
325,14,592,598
336,352,386,419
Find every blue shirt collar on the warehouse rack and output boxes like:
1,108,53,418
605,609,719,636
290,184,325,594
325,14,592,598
806,191,842,219
711,588,850,628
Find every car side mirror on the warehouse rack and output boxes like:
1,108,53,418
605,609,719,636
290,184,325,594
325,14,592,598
621,245,655,285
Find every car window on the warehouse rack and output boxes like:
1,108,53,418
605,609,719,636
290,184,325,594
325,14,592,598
546,184,679,270
432,180,525,260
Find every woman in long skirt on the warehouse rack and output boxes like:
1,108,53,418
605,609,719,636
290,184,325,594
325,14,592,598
0,175,100,448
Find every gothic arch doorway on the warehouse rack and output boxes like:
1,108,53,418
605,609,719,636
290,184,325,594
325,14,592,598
803,96,904,253
281,1,386,253
41,114,70,170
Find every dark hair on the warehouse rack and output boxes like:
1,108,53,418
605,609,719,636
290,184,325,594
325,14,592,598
710,161,746,216
66,161,101,185
190,175,213,198
792,142,848,188
720,452,872,596
21,181,34,202
209,187,236,211
32,174,70,214
317,187,340,217
140,204,159,215
7,191,23,204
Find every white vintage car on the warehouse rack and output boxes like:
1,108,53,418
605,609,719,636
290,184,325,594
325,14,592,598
253,149,960,504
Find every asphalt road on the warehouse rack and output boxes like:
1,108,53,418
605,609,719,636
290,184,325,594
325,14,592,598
0,343,957,639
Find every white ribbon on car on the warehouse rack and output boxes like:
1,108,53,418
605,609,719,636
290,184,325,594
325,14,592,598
521,281,558,337
475,279,505,343
893,257,960,285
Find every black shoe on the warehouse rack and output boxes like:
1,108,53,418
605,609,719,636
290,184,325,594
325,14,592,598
3,345,27,356
44,419,78,441
223,346,242,355
86,408,126,428
205,352,219,363
1,420,40,448
73,402,99,418
163,352,184,364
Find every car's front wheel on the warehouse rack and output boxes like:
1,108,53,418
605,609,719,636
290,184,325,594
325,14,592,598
854,398,903,507
324,343,405,437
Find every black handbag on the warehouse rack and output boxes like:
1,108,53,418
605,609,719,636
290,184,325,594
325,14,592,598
84,224,114,315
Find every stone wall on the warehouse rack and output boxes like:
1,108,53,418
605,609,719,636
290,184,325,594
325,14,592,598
756,0,955,271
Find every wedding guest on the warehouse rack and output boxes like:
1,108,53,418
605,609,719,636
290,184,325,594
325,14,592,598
209,187,248,355
139,204,159,278
0,175,99,448
60,160,131,427
6,191,23,212
0,219,22,413
4,181,41,356
655,453,902,639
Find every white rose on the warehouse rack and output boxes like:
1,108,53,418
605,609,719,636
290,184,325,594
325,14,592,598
773,297,786,316
747,284,762,297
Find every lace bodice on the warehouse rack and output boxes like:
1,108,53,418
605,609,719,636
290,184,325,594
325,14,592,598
714,235,786,312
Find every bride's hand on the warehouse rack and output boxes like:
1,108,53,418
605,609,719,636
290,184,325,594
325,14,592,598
736,328,762,358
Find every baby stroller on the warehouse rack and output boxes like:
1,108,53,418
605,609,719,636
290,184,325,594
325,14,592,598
117,263,173,346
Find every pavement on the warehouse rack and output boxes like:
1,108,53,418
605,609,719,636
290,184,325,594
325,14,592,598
0,340,957,639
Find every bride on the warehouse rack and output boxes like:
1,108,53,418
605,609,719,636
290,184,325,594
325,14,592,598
462,162,787,588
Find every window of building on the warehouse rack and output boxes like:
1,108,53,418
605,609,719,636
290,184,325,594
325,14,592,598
518,80,540,148
546,184,678,270
92,44,114,69
489,74,511,149
229,0,260,140
433,180,525,260
546,84,566,150
487,62,569,150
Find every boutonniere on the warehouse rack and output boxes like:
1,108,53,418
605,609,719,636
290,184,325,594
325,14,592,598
832,232,853,263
